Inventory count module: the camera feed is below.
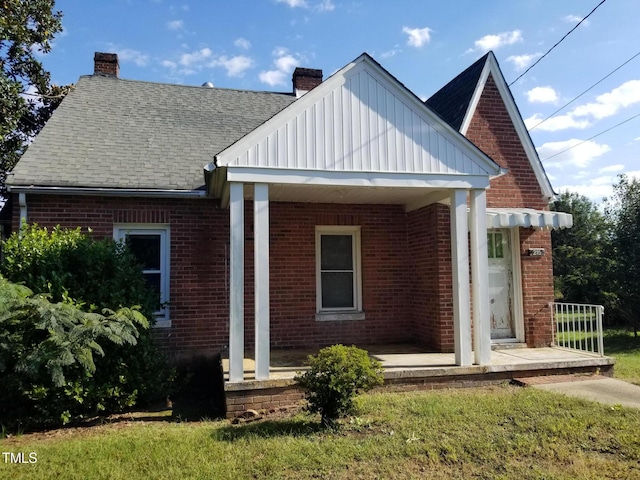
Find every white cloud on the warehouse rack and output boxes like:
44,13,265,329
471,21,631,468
259,70,287,86
625,170,640,181
564,14,590,26
524,113,591,131
212,55,254,77
506,52,541,71
571,80,640,120
468,30,522,53
275,0,308,7
555,181,611,204
380,48,401,59
315,0,335,11
107,46,150,67
234,37,251,50
275,54,298,72
526,80,640,132
599,164,625,174
162,47,253,77
403,26,432,48
179,47,213,67
526,86,558,104
167,20,184,31
259,48,305,86
538,139,610,169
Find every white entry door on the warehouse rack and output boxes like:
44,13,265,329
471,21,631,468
488,230,516,340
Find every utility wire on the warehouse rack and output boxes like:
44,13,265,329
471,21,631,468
529,49,640,131
542,111,640,161
509,0,608,86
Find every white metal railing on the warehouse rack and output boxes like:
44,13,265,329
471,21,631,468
550,302,605,356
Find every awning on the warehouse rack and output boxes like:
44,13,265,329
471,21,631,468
485,208,572,230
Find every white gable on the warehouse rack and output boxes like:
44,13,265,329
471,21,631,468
216,55,500,181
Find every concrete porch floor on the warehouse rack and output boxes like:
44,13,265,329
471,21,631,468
222,344,615,385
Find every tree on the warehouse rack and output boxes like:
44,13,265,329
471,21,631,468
0,0,70,197
551,191,616,312
605,175,640,334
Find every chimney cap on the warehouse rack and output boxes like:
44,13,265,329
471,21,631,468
292,67,322,78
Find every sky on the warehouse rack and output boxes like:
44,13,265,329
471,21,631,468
36,0,640,205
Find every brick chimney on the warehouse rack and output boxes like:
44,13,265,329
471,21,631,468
94,52,119,78
292,67,322,97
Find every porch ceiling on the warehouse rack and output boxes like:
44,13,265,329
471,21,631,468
242,183,450,210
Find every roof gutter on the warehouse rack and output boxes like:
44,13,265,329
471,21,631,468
7,185,208,198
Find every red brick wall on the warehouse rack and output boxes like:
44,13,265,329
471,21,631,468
466,74,547,211
519,228,554,346
13,194,230,361
266,202,412,348
465,73,554,345
407,203,454,352
14,195,422,357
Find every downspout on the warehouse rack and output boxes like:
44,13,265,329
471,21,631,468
19,193,27,229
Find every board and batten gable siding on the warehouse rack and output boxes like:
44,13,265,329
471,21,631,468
218,56,498,179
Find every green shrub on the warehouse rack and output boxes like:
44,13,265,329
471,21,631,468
0,224,173,430
0,223,156,317
0,275,148,430
295,345,384,427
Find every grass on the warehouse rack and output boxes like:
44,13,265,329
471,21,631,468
1,385,639,479
604,327,640,385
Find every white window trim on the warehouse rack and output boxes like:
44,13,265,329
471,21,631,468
315,226,363,320
113,224,171,328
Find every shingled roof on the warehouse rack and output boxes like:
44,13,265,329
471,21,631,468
425,53,488,131
8,75,296,191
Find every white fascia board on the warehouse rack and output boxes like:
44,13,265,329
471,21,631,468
459,52,555,202
225,167,491,190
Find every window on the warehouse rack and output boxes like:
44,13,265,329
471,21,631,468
315,226,363,319
114,225,170,327
487,231,504,259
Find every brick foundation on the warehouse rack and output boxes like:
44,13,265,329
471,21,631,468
223,362,613,418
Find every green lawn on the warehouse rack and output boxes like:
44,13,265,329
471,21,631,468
605,327,640,385
1,386,639,480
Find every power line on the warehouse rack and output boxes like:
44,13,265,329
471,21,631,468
542,111,640,161
529,49,640,131
509,0,608,86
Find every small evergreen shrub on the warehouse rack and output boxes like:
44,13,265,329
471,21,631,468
295,344,384,427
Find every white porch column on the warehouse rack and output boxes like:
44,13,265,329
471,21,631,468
254,184,270,380
229,182,245,382
450,189,472,366
470,189,491,365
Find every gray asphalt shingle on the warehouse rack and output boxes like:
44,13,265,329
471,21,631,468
8,75,297,190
